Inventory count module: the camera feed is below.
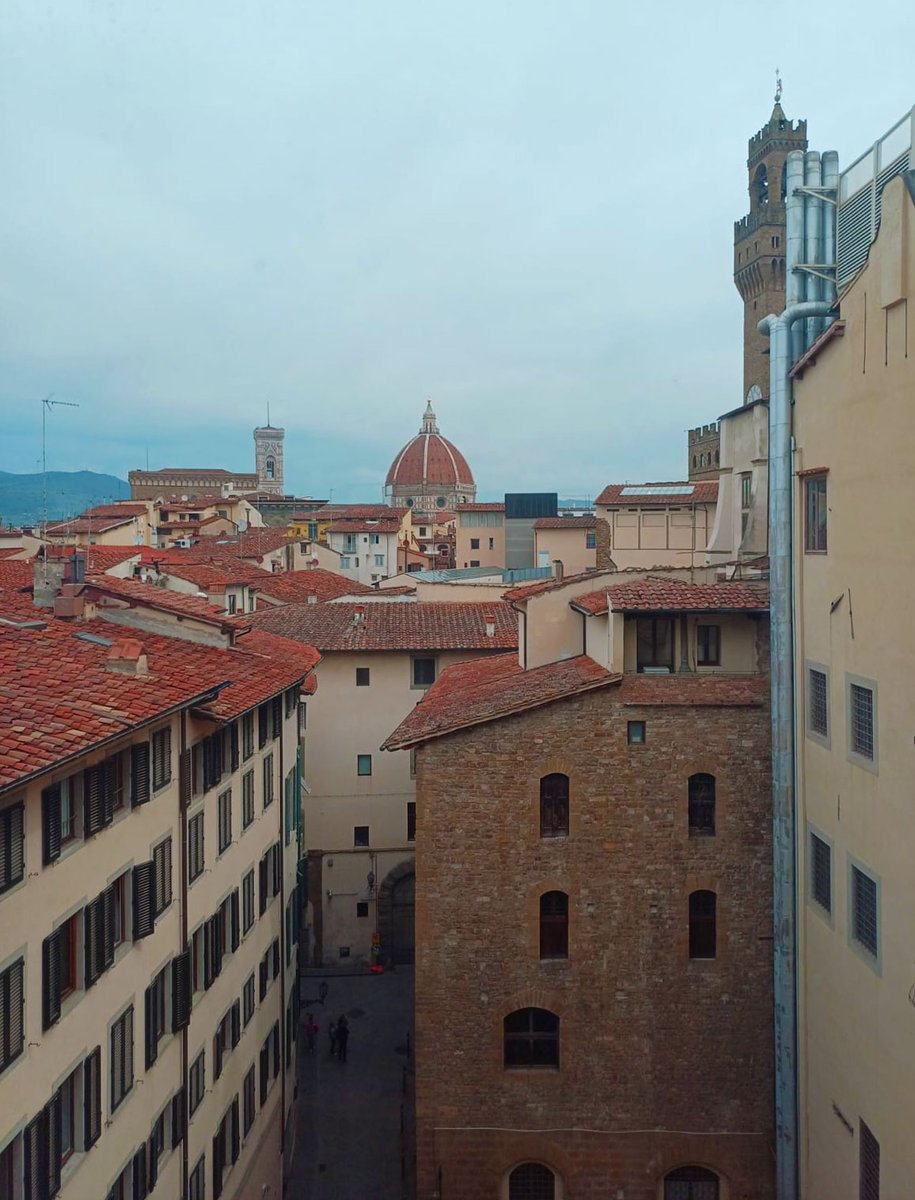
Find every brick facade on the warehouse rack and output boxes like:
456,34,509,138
412,670,774,1199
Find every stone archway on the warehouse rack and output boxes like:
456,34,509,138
377,859,415,966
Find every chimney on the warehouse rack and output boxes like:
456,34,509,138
53,584,86,621
552,559,564,581
306,593,318,605
106,638,148,676
484,613,496,638
32,555,67,607
353,604,366,625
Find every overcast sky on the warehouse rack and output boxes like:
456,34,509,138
1,1,912,502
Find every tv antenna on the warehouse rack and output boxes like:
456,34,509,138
41,394,79,541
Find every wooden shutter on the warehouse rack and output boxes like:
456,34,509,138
84,903,99,989
272,1022,280,1077
259,856,268,915
171,1088,187,1149
213,1023,224,1081
271,939,280,979
230,1095,240,1164
83,1046,102,1150
47,1090,62,1199
171,951,191,1033
83,765,104,836
259,956,268,1001
271,695,282,739
3,958,24,1068
91,894,107,980
144,982,158,1070
147,1132,159,1191
42,927,62,1030
24,1111,43,1200
259,1043,269,1103
133,861,156,941
103,886,117,968
132,1144,148,1200
230,889,240,952
258,704,268,748
203,921,214,992
208,913,223,983
131,743,151,807
272,842,282,896
230,723,239,771
41,785,62,864
231,999,241,1048
1,802,25,892
101,759,116,826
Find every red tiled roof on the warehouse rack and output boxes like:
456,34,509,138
85,575,237,628
596,481,719,506
386,431,474,489
45,516,138,535
619,674,768,707
296,505,406,522
249,601,518,652
254,569,373,604
503,568,607,603
457,502,505,513
136,468,256,479
47,545,142,571
0,617,318,792
0,562,32,589
0,548,24,560
160,562,257,590
533,516,598,529
82,503,149,518
570,579,769,615
382,653,619,749
326,519,403,534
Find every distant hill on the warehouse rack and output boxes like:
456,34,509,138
0,470,130,529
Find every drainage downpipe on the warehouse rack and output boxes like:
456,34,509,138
821,150,840,315
758,299,832,1200
803,153,823,348
785,151,806,366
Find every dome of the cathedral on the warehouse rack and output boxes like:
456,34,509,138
385,401,475,490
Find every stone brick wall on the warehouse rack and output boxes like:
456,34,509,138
413,671,774,1199
594,517,613,570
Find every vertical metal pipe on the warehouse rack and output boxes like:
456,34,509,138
804,153,823,346
758,299,832,1200
785,152,806,365
821,151,840,313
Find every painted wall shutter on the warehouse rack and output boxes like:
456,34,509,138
132,1144,148,1200
133,861,156,941
171,950,191,1033
171,1088,187,1149
83,765,104,836
102,760,116,826
131,743,151,807
258,856,268,915
47,1090,62,1198
230,889,240,952
83,1046,102,1150
103,886,117,968
144,982,158,1070
230,1096,240,1164
42,927,62,1030
41,785,62,864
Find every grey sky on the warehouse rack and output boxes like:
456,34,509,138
1,1,912,502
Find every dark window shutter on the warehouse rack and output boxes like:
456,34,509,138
4,958,25,1068
131,743,151,807
171,950,192,1033
84,765,104,836
271,695,282,738
83,1046,102,1150
103,886,117,968
258,704,268,748
230,889,240,952
230,1096,240,1164
144,982,158,1071
260,1043,269,1103
272,1022,280,1077
171,1088,187,1149
272,842,282,896
209,913,223,982
132,1144,148,1200
213,1133,224,1200
133,862,156,940
231,1000,241,1048
84,903,99,989
259,956,268,1001
230,723,239,771
214,1026,224,1081
24,1111,44,1200
179,747,192,809
102,760,116,826
147,1133,158,1191
42,785,62,865
272,939,280,979
1,802,25,893
203,921,214,992
42,927,62,1030
47,1089,62,1198
259,857,268,915
87,895,107,982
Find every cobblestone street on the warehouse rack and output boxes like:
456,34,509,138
287,967,415,1200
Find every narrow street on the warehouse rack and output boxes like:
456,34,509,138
288,966,415,1200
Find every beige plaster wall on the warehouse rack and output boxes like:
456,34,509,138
595,504,714,570
533,527,597,577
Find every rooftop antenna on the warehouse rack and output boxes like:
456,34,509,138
41,394,79,542
266,401,270,427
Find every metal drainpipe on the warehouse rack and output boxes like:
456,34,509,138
803,153,823,348
785,151,806,366
277,702,289,1174
758,299,832,1200
178,711,190,1200
821,151,840,314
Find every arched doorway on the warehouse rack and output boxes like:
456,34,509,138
377,860,415,966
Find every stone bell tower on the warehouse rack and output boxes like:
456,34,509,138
254,423,285,495
734,85,808,402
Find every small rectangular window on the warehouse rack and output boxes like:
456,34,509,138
152,728,172,791
470,538,480,549
412,657,436,688
810,832,831,914
585,531,597,549
407,801,416,842
355,668,370,687
808,668,828,738
263,753,275,808
188,812,205,883
0,957,25,1073
851,864,879,959
627,721,646,745
356,901,369,918
804,474,828,553
242,770,255,829
153,837,173,917
353,826,369,848
242,869,255,934
217,790,232,854
696,625,720,666
0,801,25,895
357,755,372,777
110,1005,135,1113
849,682,875,762
188,1049,205,1115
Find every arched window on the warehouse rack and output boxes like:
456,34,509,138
664,1164,720,1199
504,1008,559,1068
688,774,716,836
265,457,275,480
540,774,569,838
689,891,717,959
509,1162,557,1200
692,456,697,469
540,892,568,959
755,163,768,205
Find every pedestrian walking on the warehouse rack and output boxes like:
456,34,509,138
305,1014,318,1053
336,1015,349,1063
328,1018,338,1058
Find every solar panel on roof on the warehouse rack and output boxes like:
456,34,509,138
619,485,696,497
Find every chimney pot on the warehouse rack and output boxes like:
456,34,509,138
353,604,366,624
484,613,495,637
106,638,148,676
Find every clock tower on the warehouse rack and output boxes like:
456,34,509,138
254,424,285,495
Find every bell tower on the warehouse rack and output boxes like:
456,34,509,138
254,423,285,495
734,85,807,402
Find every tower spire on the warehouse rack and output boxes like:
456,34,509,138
420,398,439,435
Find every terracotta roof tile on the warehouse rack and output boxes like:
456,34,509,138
326,519,403,534
254,569,373,604
596,481,719,506
382,653,619,749
619,674,768,707
85,575,237,627
249,601,518,653
503,568,607,603
570,579,769,615
457,502,505,513
533,516,598,529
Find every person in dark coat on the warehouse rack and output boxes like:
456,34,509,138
336,1015,349,1062
328,1017,338,1058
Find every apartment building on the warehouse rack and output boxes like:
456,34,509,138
324,514,409,585
384,569,774,1199
455,502,506,569
532,515,608,576
0,571,317,1200
791,173,915,1197
250,599,518,966
595,482,718,570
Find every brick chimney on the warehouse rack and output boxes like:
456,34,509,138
106,638,148,676
353,604,366,625
484,613,496,638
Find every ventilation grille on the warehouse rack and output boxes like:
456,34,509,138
837,148,911,291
